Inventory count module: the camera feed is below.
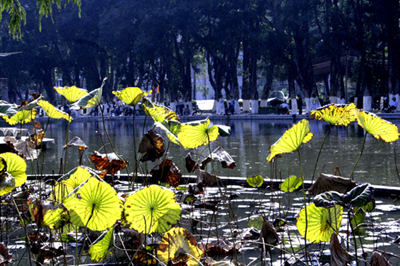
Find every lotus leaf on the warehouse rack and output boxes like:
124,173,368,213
310,103,356,126
307,173,356,195
200,146,236,169
197,169,218,186
124,185,181,234
157,227,204,266
142,99,180,122
64,177,123,231
138,129,165,162
351,109,399,142
3,109,37,125
18,94,42,111
54,86,88,103
5,136,41,161
297,203,342,243
246,175,264,188
177,119,220,149
267,119,313,162
63,136,88,150
280,175,303,192
259,219,279,251
0,103,18,117
350,207,366,234
90,151,128,175
28,199,66,228
369,251,391,266
330,233,350,266
150,159,181,188
37,100,72,122
70,86,103,110
248,215,264,230
89,227,114,262
112,87,150,106
154,121,181,145
0,153,27,196
185,153,198,173
0,244,12,265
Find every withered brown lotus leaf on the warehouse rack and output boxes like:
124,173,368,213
197,169,218,186
138,129,164,162
0,243,12,265
150,159,181,188
90,151,128,175
30,130,45,147
370,251,392,266
33,121,42,129
63,136,88,150
330,233,350,266
308,173,356,196
185,153,198,173
5,136,40,160
259,219,279,252
201,146,236,170
200,239,241,257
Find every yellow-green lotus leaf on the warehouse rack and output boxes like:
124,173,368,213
177,119,220,149
89,227,114,262
142,99,180,123
280,175,304,192
154,121,181,145
59,166,95,190
112,87,150,106
124,185,181,234
310,103,356,126
54,86,88,103
267,119,313,162
248,215,264,230
0,153,27,196
157,227,204,266
37,100,72,122
246,175,264,188
28,199,66,228
71,87,103,110
0,172,15,196
297,203,342,243
64,177,123,231
3,109,37,125
351,109,399,142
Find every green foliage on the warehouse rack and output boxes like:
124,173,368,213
280,175,303,192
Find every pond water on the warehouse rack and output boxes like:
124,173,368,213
16,117,400,187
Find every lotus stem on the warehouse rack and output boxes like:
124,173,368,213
350,132,367,180
311,124,331,183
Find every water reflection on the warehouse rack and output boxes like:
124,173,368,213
19,118,400,187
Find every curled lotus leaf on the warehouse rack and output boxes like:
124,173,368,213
89,227,114,262
200,146,236,170
157,227,204,266
307,173,356,195
0,103,18,117
248,215,264,230
138,129,165,162
18,94,42,111
5,136,41,161
259,219,279,251
54,86,88,103
197,169,218,186
154,120,181,145
0,153,27,196
351,109,399,142
3,109,37,125
177,119,220,149
185,153,199,173
90,151,128,176
342,183,374,207
297,203,343,243
112,87,150,106
330,233,350,266
142,99,180,123
267,119,313,162
310,103,356,126
124,185,181,234
369,251,391,266
63,136,88,150
280,175,303,192
70,85,103,110
28,199,66,228
64,177,123,231
37,100,72,122
150,159,181,188
0,172,15,196
246,175,264,188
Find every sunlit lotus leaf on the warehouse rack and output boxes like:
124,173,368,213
248,215,264,230
154,121,181,145
0,172,15,196
18,94,42,111
150,159,181,188
185,153,198,173
3,109,37,125
297,203,342,243
200,146,236,169
0,153,27,196
37,100,72,122
267,119,313,162
350,207,366,234
54,86,88,103
259,219,279,251
64,177,123,231
0,244,12,265
63,136,88,150
138,129,165,162
89,227,114,262
142,99,180,122
70,82,104,110
124,185,181,234
90,151,128,176
246,175,264,188
359,199,375,212
28,199,66,228
4,136,40,161
0,103,18,117
310,103,356,126
157,227,204,266
112,87,150,106
369,251,391,266
351,109,399,142
330,233,350,266
307,173,356,196
177,119,219,149
0,157,7,176
280,175,304,192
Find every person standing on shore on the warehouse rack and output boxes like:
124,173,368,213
297,95,302,115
